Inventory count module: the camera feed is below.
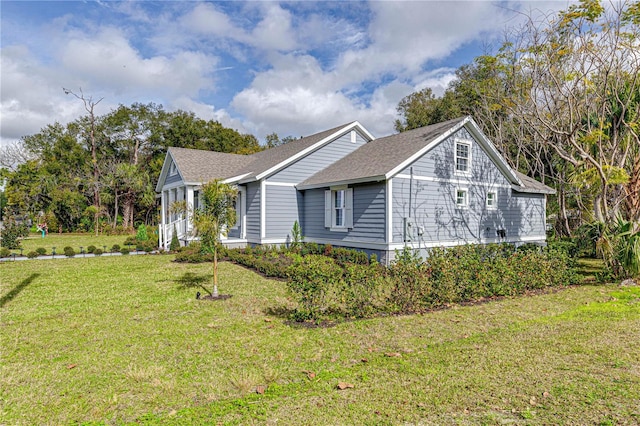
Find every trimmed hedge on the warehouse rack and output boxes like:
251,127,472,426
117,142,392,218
286,244,579,321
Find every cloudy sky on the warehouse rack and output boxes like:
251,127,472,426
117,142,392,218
0,1,571,146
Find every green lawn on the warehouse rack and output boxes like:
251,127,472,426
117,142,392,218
1,254,639,425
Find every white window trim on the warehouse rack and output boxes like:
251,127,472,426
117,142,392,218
325,186,353,232
486,191,497,209
455,187,469,209
454,139,472,176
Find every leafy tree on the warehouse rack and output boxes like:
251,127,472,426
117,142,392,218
192,180,238,297
394,88,462,132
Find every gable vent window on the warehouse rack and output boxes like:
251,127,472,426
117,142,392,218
169,163,177,176
455,140,471,175
325,187,353,232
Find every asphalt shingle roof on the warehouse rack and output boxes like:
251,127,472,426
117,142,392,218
233,122,356,181
514,171,556,194
300,117,466,188
168,147,252,183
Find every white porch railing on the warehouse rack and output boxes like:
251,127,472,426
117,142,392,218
159,218,189,250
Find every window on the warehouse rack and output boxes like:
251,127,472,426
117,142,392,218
455,140,471,174
486,192,497,209
169,162,177,176
456,188,468,208
193,190,200,210
325,187,353,231
334,190,346,227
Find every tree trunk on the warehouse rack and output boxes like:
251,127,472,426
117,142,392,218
212,247,219,298
625,156,640,225
122,193,135,229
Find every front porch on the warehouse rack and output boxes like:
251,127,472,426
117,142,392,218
158,184,247,251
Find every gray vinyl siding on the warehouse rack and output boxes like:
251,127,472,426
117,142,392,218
164,173,182,185
265,185,303,239
509,192,547,238
303,182,386,244
268,131,368,183
393,178,547,244
400,128,511,187
245,182,261,240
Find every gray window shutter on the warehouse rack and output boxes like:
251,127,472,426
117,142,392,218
345,188,353,228
324,190,332,228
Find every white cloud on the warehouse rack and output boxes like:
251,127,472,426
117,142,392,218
60,27,217,98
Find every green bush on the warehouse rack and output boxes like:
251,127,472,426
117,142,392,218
36,247,47,255
94,248,103,256
27,251,39,259
285,243,578,322
123,236,137,246
86,245,96,254
111,244,121,252
0,247,11,258
287,255,345,320
169,225,180,251
546,239,578,258
63,247,76,257
120,248,130,255
136,240,157,253
136,224,149,242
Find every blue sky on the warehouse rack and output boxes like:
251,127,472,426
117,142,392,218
0,1,572,146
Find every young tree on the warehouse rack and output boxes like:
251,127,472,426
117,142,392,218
192,179,238,298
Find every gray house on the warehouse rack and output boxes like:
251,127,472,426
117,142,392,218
156,116,554,264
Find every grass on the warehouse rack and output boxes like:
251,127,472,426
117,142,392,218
1,252,639,425
7,232,143,255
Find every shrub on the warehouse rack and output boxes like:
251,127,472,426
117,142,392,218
94,248,103,256
36,247,47,255
547,239,578,258
287,255,345,320
86,245,96,254
120,248,130,255
169,225,180,251
63,247,76,257
111,244,121,252
123,236,137,246
27,251,39,259
0,247,11,258
175,249,212,263
136,224,149,241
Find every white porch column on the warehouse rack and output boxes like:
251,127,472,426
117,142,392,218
161,191,167,225
186,186,194,233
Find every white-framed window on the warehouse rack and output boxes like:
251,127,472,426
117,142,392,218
230,192,242,230
454,140,472,175
455,188,468,208
325,187,353,232
486,191,497,209
193,190,200,210
169,162,178,176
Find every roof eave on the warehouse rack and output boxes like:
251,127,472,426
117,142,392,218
297,175,386,190
512,185,556,195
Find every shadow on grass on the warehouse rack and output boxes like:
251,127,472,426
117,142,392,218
1,273,40,308
175,272,213,296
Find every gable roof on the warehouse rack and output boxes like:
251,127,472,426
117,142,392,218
298,117,467,189
155,147,252,192
298,116,554,195
230,121,374,183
